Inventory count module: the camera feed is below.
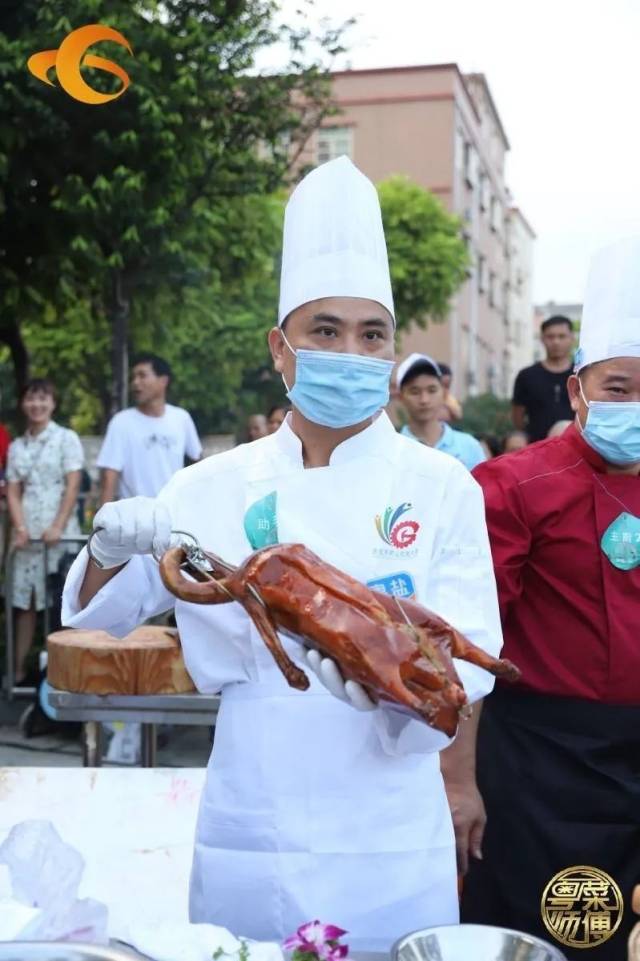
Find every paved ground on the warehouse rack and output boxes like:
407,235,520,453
0,696,212,767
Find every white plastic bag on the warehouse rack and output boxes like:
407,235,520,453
0,820,108,942
0,864,42,939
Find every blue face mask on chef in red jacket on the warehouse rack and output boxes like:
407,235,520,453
579,379,640,465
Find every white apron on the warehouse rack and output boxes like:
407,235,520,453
184,436,466,949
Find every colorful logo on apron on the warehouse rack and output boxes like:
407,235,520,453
244,491,278,550
601,512,640,571
374,502,420,549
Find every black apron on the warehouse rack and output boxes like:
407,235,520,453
461,688,640,960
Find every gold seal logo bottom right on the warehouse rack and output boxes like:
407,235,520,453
541,865,624,950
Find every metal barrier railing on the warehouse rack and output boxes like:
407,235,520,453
4,536,87,700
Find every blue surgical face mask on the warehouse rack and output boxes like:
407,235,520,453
579,380,640,464
280,331,395,429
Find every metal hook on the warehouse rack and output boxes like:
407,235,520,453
151,529,209,568
169,530,234,600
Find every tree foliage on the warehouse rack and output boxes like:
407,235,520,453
377,176,469,332
1,6,471,435
458,393,513,440
0,0,347,430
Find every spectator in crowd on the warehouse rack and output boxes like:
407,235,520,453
0,417,10,472
97,354,201,761
246,413,268,441
511,315,575,441
461,237,640,960
436,361,463,423
547,418,572,438
6,378,84,684
477,434,501,459
502,430,529,453
98,353,202,505
266,405,290,434
397,353,486,470
0,404,11,562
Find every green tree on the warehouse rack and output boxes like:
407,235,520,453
458,393,513,440
377,176,469,332
0,0,348,425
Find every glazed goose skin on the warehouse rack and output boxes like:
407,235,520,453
160,542,520,736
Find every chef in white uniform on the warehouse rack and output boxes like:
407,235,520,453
62,156,503,951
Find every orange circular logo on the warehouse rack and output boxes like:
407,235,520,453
27,24,132,104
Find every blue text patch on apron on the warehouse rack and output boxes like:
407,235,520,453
244,491,279,549
367,572,416,598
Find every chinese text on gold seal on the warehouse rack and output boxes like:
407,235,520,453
541,865,623,949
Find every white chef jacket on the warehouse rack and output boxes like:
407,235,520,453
62,412,503,950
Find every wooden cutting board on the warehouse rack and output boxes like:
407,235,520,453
47,626,196,695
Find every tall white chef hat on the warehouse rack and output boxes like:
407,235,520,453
278,155,395,326
575,235,640,371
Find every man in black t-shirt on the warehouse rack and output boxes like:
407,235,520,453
511,315,575,441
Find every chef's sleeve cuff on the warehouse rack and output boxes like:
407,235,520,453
61,548,173,638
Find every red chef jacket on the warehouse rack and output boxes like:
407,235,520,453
473,423,640,705
0,423,9,471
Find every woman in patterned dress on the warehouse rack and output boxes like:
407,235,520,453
6,379,84,683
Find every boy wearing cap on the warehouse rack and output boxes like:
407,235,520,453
62,158,503,949
461,237,640,960
397,353,486,470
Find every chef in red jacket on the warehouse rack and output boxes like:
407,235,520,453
461,236,640,961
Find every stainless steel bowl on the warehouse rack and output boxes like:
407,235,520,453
392,923,568,961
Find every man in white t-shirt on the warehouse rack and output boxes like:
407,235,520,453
98,353,202,505
97,353,202,762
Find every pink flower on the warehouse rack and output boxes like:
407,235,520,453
317,943,349,961
283,920,349,959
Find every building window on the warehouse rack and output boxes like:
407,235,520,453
463,234,474,278
478,255,488,293
514,319,523,347
489,272,500,309
487,361,499,395
317,126,353,165
257,130,291,162
464,142,478,189
490,196,502,234
454,127,465,171
480,174,491,212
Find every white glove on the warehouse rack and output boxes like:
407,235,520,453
305,649,376,711
88,497,172,570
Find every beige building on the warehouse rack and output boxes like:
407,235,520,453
505,207,536,391
300,64,535,399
